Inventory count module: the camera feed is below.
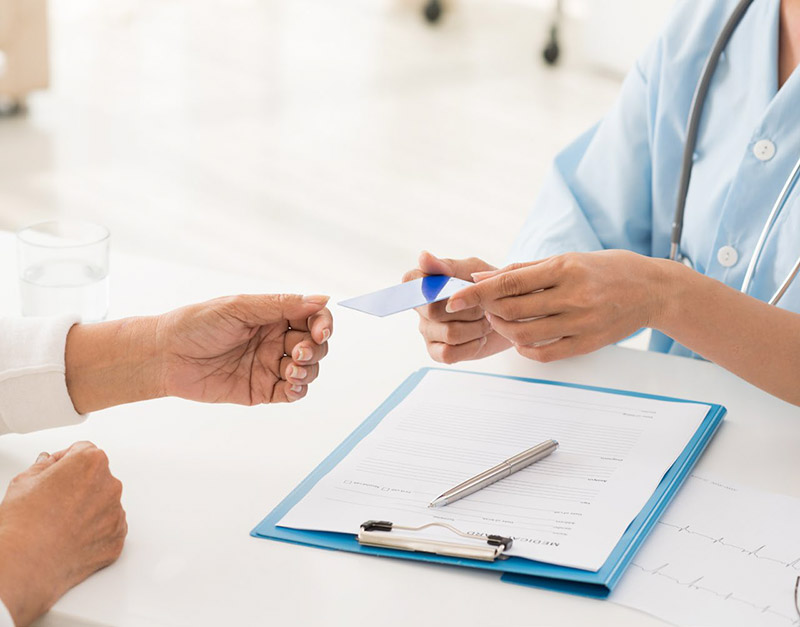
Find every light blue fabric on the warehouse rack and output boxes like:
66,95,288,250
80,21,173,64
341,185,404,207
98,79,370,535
508,0,800,358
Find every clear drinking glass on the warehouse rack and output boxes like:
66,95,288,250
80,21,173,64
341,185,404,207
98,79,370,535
16,220,110,322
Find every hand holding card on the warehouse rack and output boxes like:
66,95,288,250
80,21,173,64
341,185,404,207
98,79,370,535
340,252,512,363
392,252,515,363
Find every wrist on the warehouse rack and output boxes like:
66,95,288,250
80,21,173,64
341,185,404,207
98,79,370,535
0,525,56,626
65,315,165,413
122,315,166,402
646,258,690,331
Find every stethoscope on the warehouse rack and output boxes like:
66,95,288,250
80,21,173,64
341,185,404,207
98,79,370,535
670,0,800,306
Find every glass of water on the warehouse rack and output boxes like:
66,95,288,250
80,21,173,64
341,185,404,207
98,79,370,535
17,220,110,322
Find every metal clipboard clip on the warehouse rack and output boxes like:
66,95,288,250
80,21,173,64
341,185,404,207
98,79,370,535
357,520,513,562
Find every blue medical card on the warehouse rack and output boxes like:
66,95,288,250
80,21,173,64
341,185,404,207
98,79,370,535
338,275,473,317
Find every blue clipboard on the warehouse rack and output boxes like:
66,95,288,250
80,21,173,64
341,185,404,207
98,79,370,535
251,367,726,597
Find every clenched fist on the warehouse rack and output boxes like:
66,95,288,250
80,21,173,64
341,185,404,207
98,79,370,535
0,442,127,626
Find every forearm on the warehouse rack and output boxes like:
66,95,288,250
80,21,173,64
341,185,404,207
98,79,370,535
653,261,800,405
65,317,165,414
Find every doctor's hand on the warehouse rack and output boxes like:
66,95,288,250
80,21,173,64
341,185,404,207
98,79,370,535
156,294,332,405
447,250,666,362
403,251,512,364
0,442,126,627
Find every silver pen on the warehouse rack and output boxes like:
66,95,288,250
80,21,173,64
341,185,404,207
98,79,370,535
428,439,559,508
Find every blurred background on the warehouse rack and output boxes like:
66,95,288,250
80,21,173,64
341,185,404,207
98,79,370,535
0,0,674,296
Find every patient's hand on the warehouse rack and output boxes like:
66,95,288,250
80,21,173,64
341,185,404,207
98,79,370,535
0,443,127,627
66,293,333,412
403,251,511,364
157,294,332,405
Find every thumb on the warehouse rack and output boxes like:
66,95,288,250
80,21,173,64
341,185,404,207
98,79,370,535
418,251,496,280
418,251,456,277
228,294,330,326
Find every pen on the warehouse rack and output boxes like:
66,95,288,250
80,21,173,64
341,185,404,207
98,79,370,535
428,439,559,508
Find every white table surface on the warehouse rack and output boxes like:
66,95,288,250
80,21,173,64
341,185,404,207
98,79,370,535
1,232,798,627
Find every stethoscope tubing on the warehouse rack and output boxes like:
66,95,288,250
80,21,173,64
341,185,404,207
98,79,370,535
670,0,755,264
670,0,800,306
742,154,800,304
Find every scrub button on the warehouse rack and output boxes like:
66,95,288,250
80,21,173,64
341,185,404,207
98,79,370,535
753,139,776,161
717,245,739,267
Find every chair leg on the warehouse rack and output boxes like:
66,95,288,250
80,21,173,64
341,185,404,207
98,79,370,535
0,95,25,117
542,0,562,65
422,0,444,24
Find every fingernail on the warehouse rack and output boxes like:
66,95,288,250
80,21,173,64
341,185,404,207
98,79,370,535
471,271,495,281
289,365,307,380
296,347,312,362
36,452,50,463
446,298,466,313
303,295,329,305
321,328,331,342
290,384,304,394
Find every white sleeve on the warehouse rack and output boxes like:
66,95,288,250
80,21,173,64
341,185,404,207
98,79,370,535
0,316,86,435
0,598,12,627
0,599,12,627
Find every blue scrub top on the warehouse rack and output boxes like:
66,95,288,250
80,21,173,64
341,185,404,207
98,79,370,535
508,0,800,358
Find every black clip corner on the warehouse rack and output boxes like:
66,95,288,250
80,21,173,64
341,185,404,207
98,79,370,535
486,534,513,551
361,520,394,533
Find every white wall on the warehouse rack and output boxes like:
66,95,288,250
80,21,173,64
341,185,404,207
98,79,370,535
581,0,676,74
509,0,676,75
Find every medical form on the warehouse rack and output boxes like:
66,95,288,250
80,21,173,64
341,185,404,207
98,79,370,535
278,370,711,571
